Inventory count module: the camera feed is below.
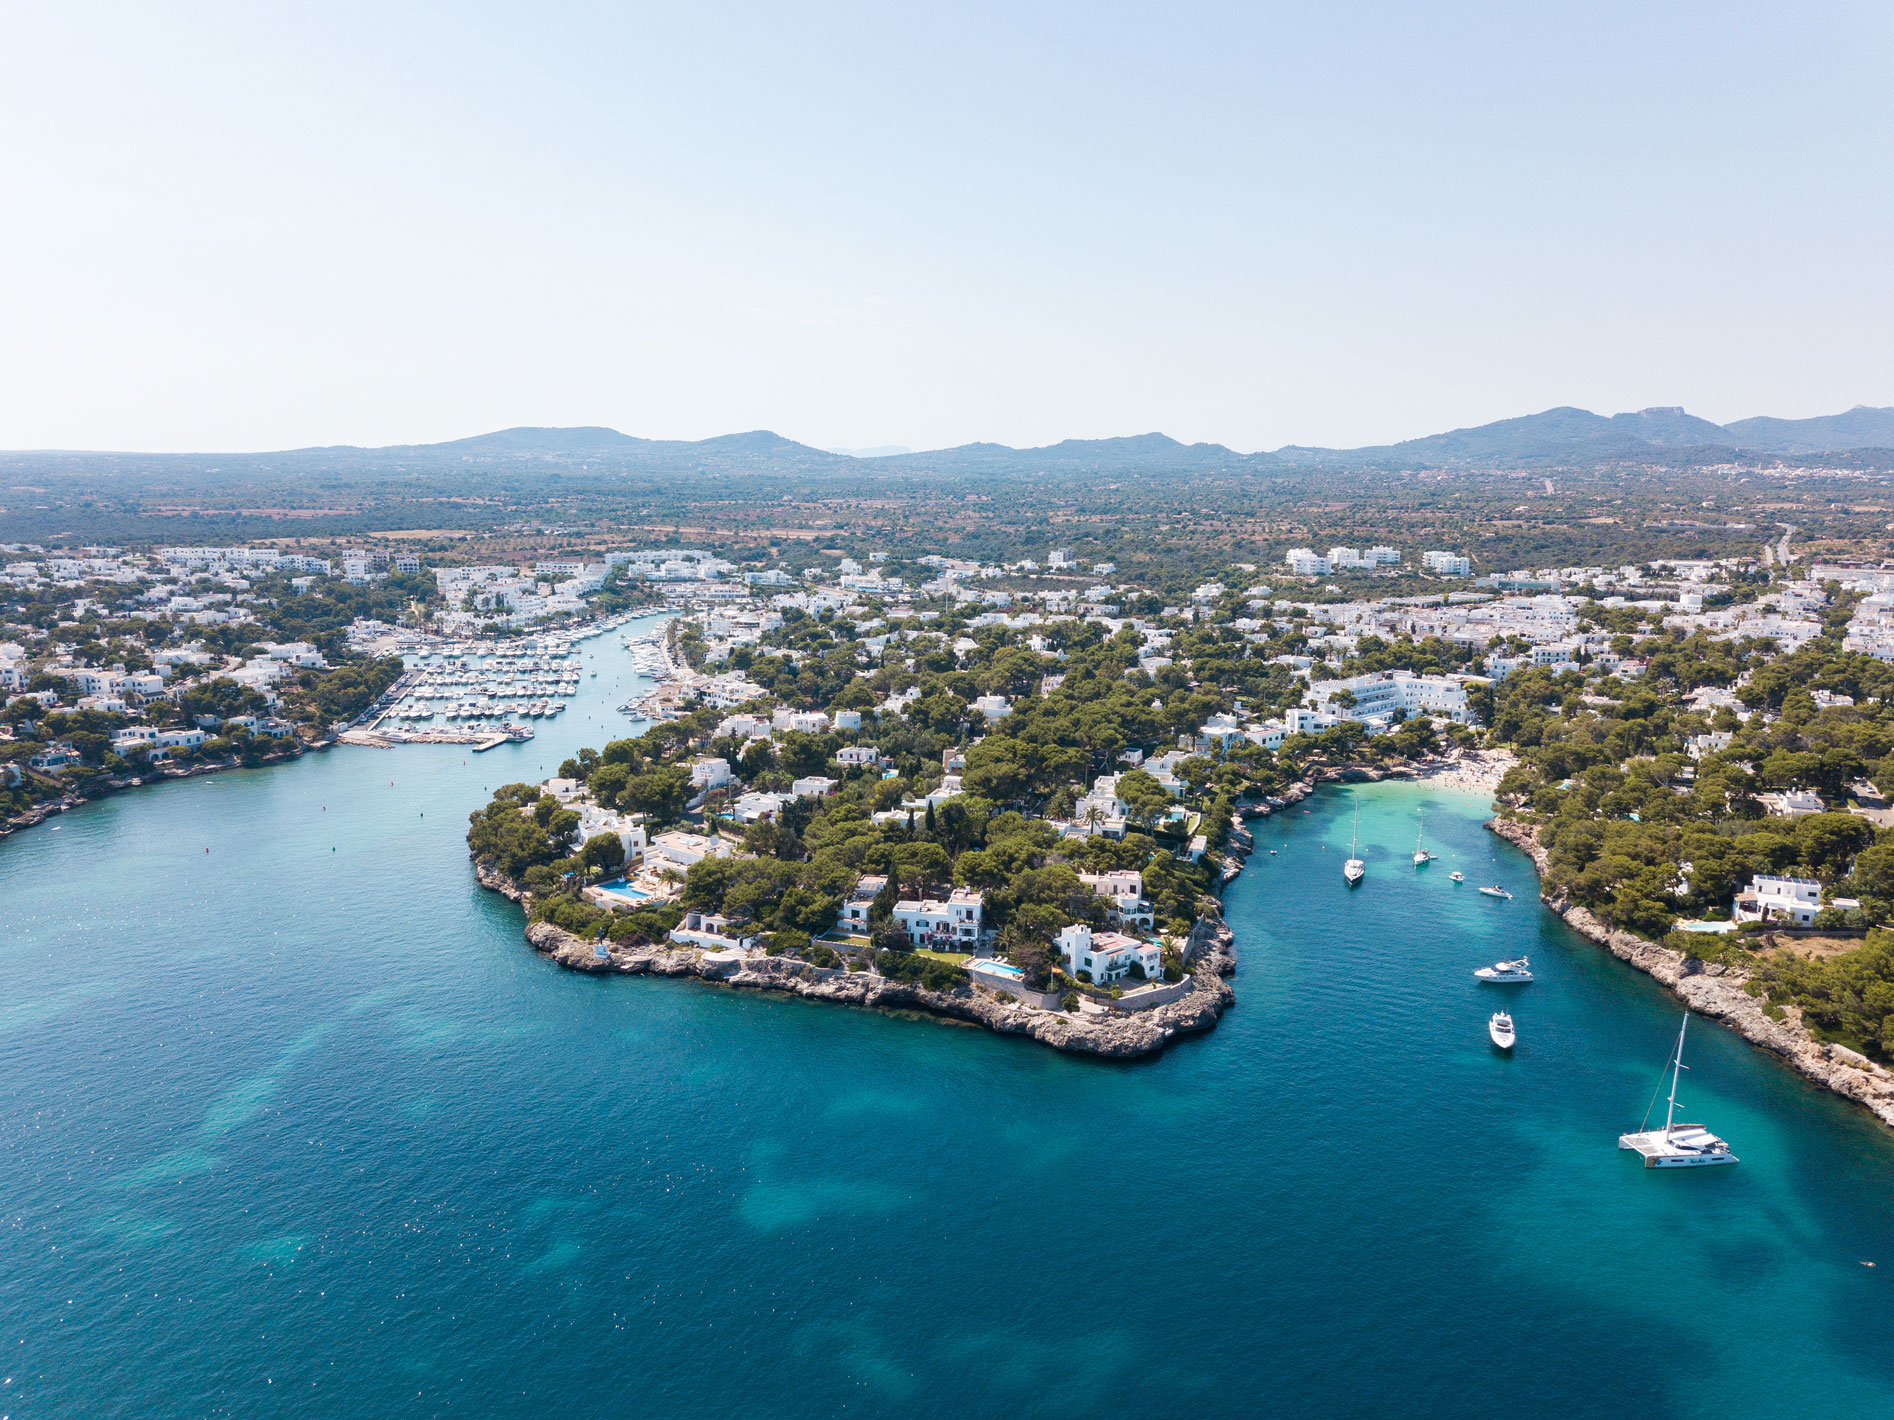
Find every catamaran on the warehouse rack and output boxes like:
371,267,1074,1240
1489,1012,1516,1050
1343,801,1365,885
1413,812,1433,866
1618,1013,1738,1168
1474,957,1533,983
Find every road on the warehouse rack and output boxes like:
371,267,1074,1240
1769,522,1797,568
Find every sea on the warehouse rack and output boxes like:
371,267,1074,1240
4,612,1892,1418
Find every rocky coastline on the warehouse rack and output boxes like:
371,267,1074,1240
474,860,1236,1059
466,746,1506,1058
1487,814,1894,1131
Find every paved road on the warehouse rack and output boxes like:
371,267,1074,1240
1771,522,1797,567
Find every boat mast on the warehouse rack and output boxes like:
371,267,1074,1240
1664,1014,1690,1135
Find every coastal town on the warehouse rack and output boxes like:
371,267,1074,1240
15,526,1894,1096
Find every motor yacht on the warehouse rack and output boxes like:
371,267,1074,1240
1474,957,1533,983
1478,884,1513,899
1489,1012,1516,1050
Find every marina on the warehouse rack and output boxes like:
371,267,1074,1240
347,611,664,744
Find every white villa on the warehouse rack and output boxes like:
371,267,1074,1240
892,889,985,947
1733,874,1821,927
690,757,733,789
646,831,735,873
1054,923,1161,984
840,874,888,933
575,803,647,862
1079,870,1156,930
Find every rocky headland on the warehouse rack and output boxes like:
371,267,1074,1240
474,861,1236,1059
1488,815,1894,1131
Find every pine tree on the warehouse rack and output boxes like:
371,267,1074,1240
868,869,899,927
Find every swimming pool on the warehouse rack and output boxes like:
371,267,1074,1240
594,879,650,903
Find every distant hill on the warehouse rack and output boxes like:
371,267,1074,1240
876,432,1247,474
8,404,1894,479
1719,406,1894,454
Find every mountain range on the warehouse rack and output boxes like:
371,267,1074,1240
12,405,1894,478
319,403,1894,472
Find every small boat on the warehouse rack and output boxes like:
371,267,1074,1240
1449,870,1464,883
1619,1014,1738,1168
1413,812,1433,866
1474,957,1533,983
1343,800,1365,885
1489,1012,1516,1050
1479,884,1513,899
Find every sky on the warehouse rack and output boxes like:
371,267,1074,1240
1,1,1891,454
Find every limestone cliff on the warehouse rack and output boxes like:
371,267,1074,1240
1487,815,1894,1131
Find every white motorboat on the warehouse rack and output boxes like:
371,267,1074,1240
1413,812,1433,866
1449,870,1465,883
1474,957,1533,983
1478,884,1513,899
1619,1014,1738,1168
1343,800,1365,885
1489,1012,1516,1050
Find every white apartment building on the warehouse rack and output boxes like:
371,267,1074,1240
1423,551,1473,577
1304,671,1475,728
1285,548,1331,576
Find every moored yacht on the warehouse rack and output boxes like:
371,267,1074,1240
1474,957,1533,983
1478,884,1512,899
1489,1012,1516,1050
1449,870,1465,883
1619,1014,1738,1168
1343,801,1365,885
1413,812,1433,866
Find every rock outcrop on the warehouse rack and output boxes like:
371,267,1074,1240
520,918,1236,1059
1487,815,1894,1131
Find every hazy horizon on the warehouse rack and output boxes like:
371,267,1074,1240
5,398,1894,460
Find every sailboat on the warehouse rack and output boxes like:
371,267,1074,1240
1343,801,1365,885
1413,811,1433,866
1618,1014,1738,1168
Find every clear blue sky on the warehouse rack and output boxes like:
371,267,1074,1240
1,2,1890,453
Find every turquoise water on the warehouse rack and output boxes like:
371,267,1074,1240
5,619,1894,1417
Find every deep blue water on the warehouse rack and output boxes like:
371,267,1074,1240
5,618,1893,1417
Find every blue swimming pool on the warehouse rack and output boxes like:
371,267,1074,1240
594,879,650,901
